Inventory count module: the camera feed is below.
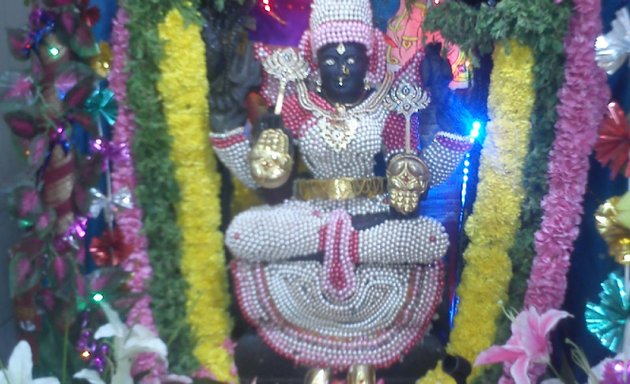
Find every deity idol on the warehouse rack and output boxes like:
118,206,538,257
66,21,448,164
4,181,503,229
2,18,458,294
208,0,471,377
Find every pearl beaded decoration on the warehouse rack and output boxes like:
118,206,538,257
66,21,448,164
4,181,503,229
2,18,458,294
232,260,443,369
309,0,373,55
210,127,257,188
422,132,471,186
208,32,474,370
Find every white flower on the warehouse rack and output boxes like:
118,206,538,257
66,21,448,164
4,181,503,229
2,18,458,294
73,302,167,384
0,341,59,384
72,370,106,384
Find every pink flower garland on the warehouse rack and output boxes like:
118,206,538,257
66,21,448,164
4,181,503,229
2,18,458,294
110,9,167,382
499,0,610,382
525,0,609,318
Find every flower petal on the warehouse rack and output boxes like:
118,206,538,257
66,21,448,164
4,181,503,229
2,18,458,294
509,357,532,384
33,378,61,384
510,308,535,341
122,326,167,361
73,369,107,384
474,345,522,366
0,370,9,384
538,309,572,337
8,340,33,383
99,302,127,336
94,323,118,339
163,374,194,384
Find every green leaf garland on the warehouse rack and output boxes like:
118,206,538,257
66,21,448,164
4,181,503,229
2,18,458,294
123,0,202,374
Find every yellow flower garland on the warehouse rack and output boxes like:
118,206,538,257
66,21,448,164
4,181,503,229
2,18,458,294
419,41,534,383
157,10,236,382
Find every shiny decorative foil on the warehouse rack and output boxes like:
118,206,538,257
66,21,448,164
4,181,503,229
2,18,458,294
595,8,630,75
595,195,630,265
586,272,630,353
88,187,133,224
85,85,117,126
89,227,131,267
594,103,630,179
90,42,112,77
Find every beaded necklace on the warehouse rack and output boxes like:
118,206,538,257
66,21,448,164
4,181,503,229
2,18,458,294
295,74,394,151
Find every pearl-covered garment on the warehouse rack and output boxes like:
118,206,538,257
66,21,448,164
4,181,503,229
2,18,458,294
209,67,471,370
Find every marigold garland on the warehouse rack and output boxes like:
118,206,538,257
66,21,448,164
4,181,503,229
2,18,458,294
157,9,236,382
419,362,456,384
418,41,534,382
125,0,201,375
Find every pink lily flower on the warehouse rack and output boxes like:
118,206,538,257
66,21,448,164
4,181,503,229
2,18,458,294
474,307,572,384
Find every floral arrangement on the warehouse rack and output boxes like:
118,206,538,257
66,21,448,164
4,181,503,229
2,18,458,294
523,0,610,327
419,41,534,383
419,0,577,381
73,303,168,384
109,8,166,381
123,0,201,374
0,0,140,379
4,0,238,379
156,9,236,382
0,341,59,384
2,0,619,382
475,308,571,384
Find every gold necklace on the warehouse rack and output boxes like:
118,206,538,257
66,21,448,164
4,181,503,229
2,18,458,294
296,74,394,151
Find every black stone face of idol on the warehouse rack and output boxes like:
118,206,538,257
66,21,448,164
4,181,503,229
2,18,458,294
316,42,369,105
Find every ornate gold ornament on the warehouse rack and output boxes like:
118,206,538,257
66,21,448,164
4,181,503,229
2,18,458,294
296,176,386,201
347,365,376,384
304,368,330,384
383,82,431,214
262,48,310,114
250,48,309,188
317,109,360,151
386,153,430,214
295,73,395,152
249,128,294,188
384,81,431,152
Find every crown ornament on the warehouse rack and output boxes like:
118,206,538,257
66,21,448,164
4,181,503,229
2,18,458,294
309,0,374,55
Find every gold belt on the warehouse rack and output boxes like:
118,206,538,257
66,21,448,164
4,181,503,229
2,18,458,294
295,177,386,201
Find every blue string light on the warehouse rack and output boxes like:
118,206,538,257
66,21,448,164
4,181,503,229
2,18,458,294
460,120,483,206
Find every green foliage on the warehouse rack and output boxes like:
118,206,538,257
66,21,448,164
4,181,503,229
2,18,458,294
123,0,202,374
423,0,572,382
424,1,571,56
34,319,83,381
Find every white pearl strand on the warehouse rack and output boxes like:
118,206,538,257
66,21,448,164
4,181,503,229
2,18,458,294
233,260,443,368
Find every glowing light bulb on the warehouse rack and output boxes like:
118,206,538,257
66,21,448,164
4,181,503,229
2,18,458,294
264,4,271,11
81,350,91,360
48,46,60,56
92,292,104,302
470,120,482,141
